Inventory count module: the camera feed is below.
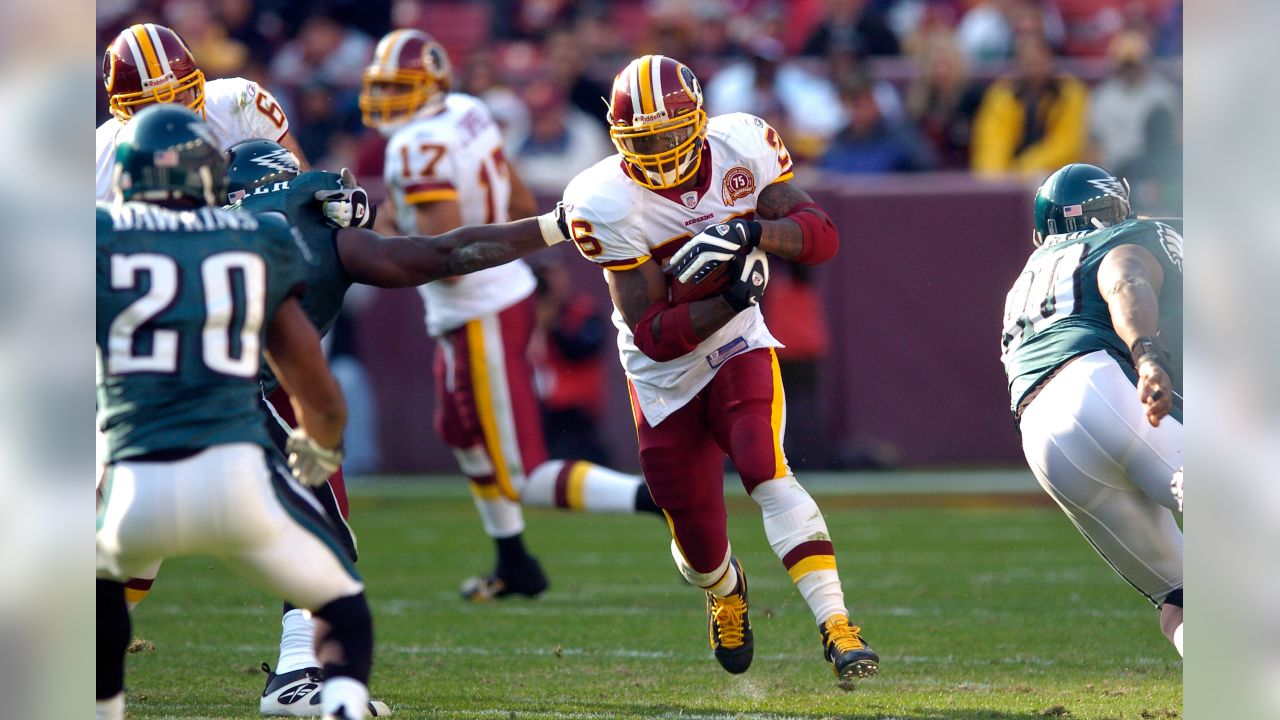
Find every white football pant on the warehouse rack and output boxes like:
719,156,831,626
96,443,363,610
1019,350,1183,605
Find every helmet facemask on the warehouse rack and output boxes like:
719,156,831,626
107,67,206,123
359,69,446,133
610,108,707,190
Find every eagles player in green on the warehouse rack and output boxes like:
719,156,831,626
97,105,375,720
220,138,574,715
1000,163,1184,657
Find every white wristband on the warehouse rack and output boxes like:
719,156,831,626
537,211,567,246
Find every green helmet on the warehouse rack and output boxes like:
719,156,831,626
1032,163,1133,245
113,103,227,207
225,139,301,204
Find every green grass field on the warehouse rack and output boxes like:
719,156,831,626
123,474,1182,719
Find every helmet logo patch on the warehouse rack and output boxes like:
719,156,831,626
153,149,180,168
1086,176,1127,198
250,148,301,175
722,167,755,207
1063,204,1083,217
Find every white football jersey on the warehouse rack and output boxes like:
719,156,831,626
96,77,292,201
384,93,536,336
561,113,796,426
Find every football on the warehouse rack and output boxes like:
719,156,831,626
668,258,735,304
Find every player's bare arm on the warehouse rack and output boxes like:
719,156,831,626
1098,243,1172,426
264,297,347,449
669,182,840,285
507,164,538,220
335,219,552,288
277,132,310,170
608,259,739,361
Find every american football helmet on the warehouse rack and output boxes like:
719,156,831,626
102,23,206,123
224,139,302,204
607,55,708,190
1033,163,1134,246
113,104,226,207
360,29,452,132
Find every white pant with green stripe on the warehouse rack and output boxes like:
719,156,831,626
97,443,362,611
1019,350,1183,606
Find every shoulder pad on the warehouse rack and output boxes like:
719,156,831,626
563,161,636,228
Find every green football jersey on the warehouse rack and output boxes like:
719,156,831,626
1000,218,1184,423
96,201,310,462
231,170,354,393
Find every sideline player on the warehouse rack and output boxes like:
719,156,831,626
97,105,374,720
96,22,307,202
360,30,661,602
222,138,575,711
1001,163,1184,655
557,54,878,681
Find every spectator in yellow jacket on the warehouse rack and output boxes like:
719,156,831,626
971,35,1088,177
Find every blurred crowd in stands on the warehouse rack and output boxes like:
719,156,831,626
98,0,1183,213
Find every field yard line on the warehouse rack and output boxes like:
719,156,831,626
347,470,1041,499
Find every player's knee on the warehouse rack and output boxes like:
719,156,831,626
729,414,782,488
637,453,691,511
313,592,373,684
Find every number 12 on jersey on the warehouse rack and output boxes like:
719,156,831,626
1001,242,1086,362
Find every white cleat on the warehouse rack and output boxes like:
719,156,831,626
260,664,390,717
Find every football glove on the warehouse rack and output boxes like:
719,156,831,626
1171,467,1183,513
285,430,343,488
722,247,770,313
315,168,374,229
669,219,763,284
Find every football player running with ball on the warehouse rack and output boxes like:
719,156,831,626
557,55,878,682
360,30,661,603
97,105,374,720
97,23,308,202
1001,163,1184,655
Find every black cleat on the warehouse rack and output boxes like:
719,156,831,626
460,557,549,602
706,557,753,674
820,615,879,681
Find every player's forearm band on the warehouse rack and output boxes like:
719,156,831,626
787,202,839,265
537,211,568,246
1130,335,1171,370
634,301,701,362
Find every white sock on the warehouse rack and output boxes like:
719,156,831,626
470,493,525,537
96,692,124,720
670,541,738,597
525,460,644,513
277,608,320,673
1173,623,1183,657
752,477,848,624
321,676,369,719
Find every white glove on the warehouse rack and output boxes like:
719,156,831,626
1170,467,1183,513
536,202,571,246
669,219,762,284
285,430,343,487
314,168,373,229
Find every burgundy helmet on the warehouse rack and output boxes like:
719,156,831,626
606,55,707,189
102,23,205,123
360,29,452,132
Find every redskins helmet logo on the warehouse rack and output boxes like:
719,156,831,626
722,167,756,207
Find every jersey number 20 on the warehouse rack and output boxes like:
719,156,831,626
1000,243,1086,364
107,251,266,377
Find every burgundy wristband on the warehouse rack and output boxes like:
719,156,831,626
787,203,839,264
634,301,701,361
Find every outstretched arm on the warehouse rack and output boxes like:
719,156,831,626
1098,243,1171,426
336,213,566,289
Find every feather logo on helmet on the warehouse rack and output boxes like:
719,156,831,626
250,148,301,175
1086,176,1127,199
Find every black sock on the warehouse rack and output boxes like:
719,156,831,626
313,593,373,685
634,483,662,515
97,579,131,700
495,533,531,572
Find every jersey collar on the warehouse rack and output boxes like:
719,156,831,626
621,143,715,208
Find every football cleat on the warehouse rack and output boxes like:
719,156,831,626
460,557,549,602
706,557,753,674
820,615,879,680
259,664,390,717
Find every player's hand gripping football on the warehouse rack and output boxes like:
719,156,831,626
1131,337,1173,427
669,219,763,285
722,247,770,313
285,430,344,487
315,168,374,229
